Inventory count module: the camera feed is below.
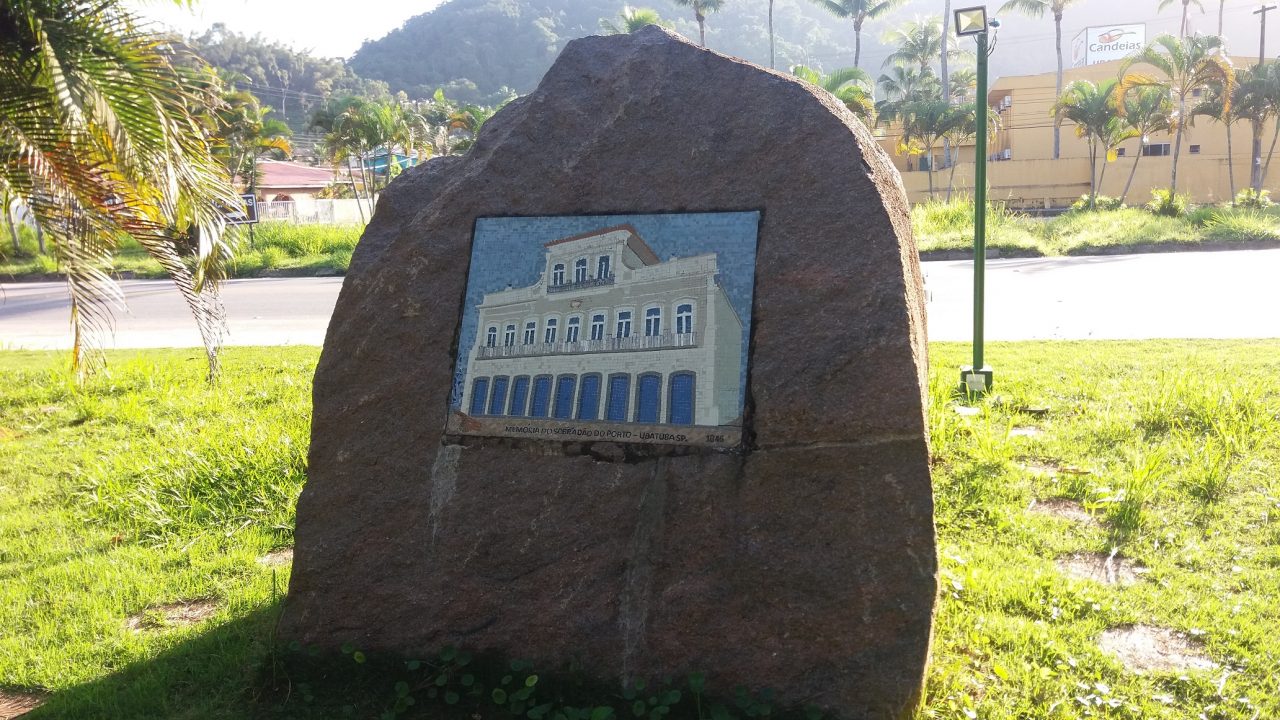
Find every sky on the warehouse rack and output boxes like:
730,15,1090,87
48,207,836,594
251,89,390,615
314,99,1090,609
126,0,444,58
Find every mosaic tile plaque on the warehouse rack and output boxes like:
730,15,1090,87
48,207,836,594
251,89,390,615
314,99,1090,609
447,213,760,448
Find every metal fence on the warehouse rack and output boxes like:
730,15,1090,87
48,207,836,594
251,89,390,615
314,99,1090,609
256,199,367,225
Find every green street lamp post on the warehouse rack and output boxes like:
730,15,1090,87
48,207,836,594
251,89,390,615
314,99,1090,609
955,6,996,394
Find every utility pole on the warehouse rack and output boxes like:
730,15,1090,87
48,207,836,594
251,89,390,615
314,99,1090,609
1256,4,1277,67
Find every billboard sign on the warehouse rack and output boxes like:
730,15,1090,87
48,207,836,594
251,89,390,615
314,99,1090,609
223,193,258,226
1071,24,1146,68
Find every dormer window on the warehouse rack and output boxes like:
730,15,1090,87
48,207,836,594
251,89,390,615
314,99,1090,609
552,263,565,286
597,255,611,278
574,258,588,283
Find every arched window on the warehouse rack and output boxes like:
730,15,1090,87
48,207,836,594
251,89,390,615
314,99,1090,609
530,376,553,418
676,304,694,335
644,306,661,336
488,376,509,415
553,375,576,419
574,257,588,283
668,372,696,425
615,310,632,338
523,321,537,345
635,373,662,423
566,315,581,343
544,317,558,344
597,255,611,278
577,374,602,420
485,326,497,347
469,377,490,416
509,376,530,416
551,263,565,286
590,314,606,341
504,324,516,347
606,374,630,422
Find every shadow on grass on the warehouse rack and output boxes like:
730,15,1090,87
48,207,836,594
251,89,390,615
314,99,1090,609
24,604,282,720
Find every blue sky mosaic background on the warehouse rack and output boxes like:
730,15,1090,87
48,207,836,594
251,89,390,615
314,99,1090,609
450,212,761,410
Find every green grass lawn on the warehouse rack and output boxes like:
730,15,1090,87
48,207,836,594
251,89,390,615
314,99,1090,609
0,223,361,281
912,200,1280,256
2,342,1279,718
3,202,1279,282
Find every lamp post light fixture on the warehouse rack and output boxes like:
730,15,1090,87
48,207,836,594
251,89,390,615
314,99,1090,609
955,5,997,395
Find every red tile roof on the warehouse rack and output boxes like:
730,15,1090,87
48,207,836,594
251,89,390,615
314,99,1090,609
256,160,338,189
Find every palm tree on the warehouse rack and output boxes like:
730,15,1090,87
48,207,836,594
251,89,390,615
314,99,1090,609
1,0,240,377
943,101,1000,199
1157,0,1206,39
600,6,671,33
1116,86,1174,203
899,98,967,197
876,65,942,124
809,0,906,68
671,0,725,47
213,89,293,191
1054,79,1123,208
949,67,978,102
792,65,876,123
1120,34,1234,193
882,17,966,74
998,0,1083,160
1259,62,1280,188
1193,75,1242,201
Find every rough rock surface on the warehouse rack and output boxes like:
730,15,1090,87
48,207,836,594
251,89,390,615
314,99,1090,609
281,27,935,720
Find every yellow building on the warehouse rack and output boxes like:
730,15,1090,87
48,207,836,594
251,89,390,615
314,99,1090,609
878,57,1280,208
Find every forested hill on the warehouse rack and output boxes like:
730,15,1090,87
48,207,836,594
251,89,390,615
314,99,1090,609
346,0,1265,106
348,0,887,104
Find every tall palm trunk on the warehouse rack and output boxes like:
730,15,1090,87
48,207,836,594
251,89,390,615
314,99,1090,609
3,195,19,254
1054,12,1063,160
768,0,775,68
1218,0,1225,36
1226,121,1235,202
854,17,864,68
1098,144,1112,197
1263,119,1280,184
1088,139,1098,208
696,10,706,46
1171,95,1187,192
1251,119,1264,191
1181,0,1191,38
346,156,367,224
947,150,960,200
941,0,952,172
1121,147,1143,203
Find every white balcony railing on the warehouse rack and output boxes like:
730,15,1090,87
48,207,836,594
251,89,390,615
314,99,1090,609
477,331,699,360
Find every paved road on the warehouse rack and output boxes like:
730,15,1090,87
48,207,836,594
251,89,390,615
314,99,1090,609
3,249,1279,350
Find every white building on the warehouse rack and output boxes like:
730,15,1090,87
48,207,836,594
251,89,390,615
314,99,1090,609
457,225,744,428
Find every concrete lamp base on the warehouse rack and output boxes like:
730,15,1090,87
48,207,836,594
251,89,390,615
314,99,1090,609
960,365,994,395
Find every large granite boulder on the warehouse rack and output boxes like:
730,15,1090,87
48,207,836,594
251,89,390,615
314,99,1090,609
281,26,936,720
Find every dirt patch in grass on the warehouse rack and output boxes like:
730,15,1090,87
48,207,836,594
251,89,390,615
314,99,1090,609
0,689,45,719
1028,497,1097,525
1010,426,1043,438
257,547,293,567
1098,625,1217,674
125,598,219,631
1057,551,1146,586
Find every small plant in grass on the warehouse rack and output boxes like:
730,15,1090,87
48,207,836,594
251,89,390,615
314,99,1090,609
1233,188,1273,209
259,246,288,269
1069,195,1124,212
1092,448,1169,538
1146,188,1190,218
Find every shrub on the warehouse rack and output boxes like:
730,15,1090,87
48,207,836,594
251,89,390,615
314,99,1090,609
1146,188,1190,218
1203,209,1280,242
1068,194,1124,212
1234,188,1274,209
259,246,288,269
